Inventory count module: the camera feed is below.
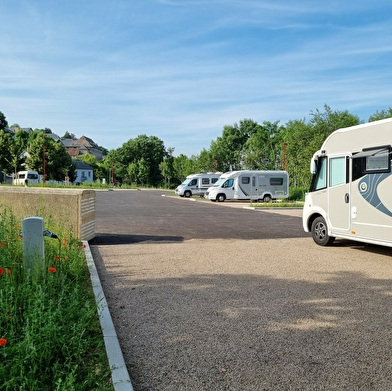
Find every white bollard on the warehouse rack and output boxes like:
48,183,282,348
23,217,44,269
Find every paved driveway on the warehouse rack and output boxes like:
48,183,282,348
90,190,392,391
90,189,308,244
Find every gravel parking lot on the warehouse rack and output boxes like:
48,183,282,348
91,198,392,390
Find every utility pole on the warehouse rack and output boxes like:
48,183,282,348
42,146,46,184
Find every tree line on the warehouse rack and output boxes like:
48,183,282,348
1,105,392,188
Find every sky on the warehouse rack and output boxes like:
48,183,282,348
1,1,392,157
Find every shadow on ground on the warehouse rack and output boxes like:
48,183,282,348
90,233,184,245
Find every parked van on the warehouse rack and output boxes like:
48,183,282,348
175,173,222,197
13,170,40,185
303,117,392,247
204,170,289,202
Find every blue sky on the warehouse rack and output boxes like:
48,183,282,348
1,1,392,157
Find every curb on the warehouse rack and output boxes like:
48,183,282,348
83,241,134,391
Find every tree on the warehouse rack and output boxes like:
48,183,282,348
62,131,76,139
26,132,74,181
15,129,30,152
369,107,392,122
159,147,176,187
0,111,8,131
138,158,150,186
243,121,284,170
282,105,360,188
110,135,166,185
0,130,25,174
78,153,97,168
209,118,259,171
173,154,194,181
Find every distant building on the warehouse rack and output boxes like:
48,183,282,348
64,136,103,161
73,161,94,184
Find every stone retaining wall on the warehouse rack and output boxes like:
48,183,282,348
0,187,95,241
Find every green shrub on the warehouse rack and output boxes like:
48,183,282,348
288,187,307,201
0,207,112,391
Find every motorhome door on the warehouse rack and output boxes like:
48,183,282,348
328,155,350,231
235,174,251,199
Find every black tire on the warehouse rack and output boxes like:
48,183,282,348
263,195,272,203
217,194,226,202
311,216,335,246
179,195,184,198
184,190,192,198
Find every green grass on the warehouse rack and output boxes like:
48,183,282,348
250,200,304,208
0,207,113,391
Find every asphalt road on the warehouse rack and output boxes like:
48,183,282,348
90,189,308,244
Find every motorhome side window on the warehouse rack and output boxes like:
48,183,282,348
270,178,283,186
189,179,197,186
241,177,250,184
364,149,390,172
211,178,218,184
329,157,347,187
311,156,327,191
352,146,391,181
202,178,210,185
223,179,234,188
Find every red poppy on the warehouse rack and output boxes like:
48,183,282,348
0,242,5,247
0,338,7,346
6,269,11,275
0,268,3,275
54,255,60,261
48,267,57,273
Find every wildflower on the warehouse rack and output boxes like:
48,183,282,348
54,255,60,261
0,242,4,247
48,267,57,273
62,238,67,246
6,269,11,275
83,244,87,248
0,268,3,275
0,338,7,346
64,255,69,261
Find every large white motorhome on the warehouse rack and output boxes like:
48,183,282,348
303,117,392,247
175,173,222,197
204,170,289,202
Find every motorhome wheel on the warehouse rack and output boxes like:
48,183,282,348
263,195,272,202
311,216,335,246
184,190,191,197
217,194,226,202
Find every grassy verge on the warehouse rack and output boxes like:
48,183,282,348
0,207,112,391
250,201,304,208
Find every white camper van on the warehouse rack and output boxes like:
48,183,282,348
13,170,40,185
303,117,392,247
204,170,289,202
175,173,222,197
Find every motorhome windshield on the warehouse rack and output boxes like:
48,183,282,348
212,178,225,187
